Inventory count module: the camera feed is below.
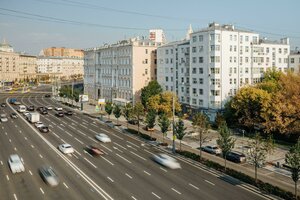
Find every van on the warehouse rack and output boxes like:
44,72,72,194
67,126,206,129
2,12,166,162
226,151,246,163
18,105,26,113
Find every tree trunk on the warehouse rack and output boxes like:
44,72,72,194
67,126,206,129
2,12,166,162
162,133,165,143
255,164,258,183
295,181,298,200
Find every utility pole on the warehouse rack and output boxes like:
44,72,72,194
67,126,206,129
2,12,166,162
172,86,176,154
71,79,74,107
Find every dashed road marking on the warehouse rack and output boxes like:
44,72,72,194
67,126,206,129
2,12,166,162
14,147,17,151
205,180,215,186
127,141,140,148
88,136,98,143
171,188,181,194
63,182,69,189
107,177,114,182
102,157,114,166
29,170,33,175
152,192,161,199
100,144,112,152
40,188,44,194
113,142,127,150
131,196,137,200
89,129,98,134
6,175,9,181
160,167,167,172
116,154,131,163
39,154,43,158
189,183,199,190
0,161,3,165
31,145,34,148
13,194,17,200
74,137,84,145
24,137,27,140
143,170,151,176
65,131,73,137
77,130,86,136
130,151,147,161
84,157,97,168
125,173,133,179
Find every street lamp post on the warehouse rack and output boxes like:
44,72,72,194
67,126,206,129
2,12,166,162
172,92,176,154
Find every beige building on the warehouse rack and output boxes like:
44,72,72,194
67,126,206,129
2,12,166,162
19,54,37,80
84,35,163,104
41,47,84,58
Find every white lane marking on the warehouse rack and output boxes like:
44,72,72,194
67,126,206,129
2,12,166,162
60,124,65,127
160,167,167,172
130,151,147,161
40,188,44,194
100,128,109,133
6,175,9,181
13,194,17,200
15,125,17,128
5,132,7,135
84,150,93,158
24,137,27,140
77,130,86,136
62,121,67,125
84,157,97,168
144,149,155,155
152,192,161,199
31,145,35,148
102,157,114,166
91,123,97,127
89,129,98,134
74,150,82,156
113,147,123,153
143,170,151,176
69,125,76,130
52,132,60,139
73,153,79,159
63,182,69,189
80,124,88,129
88,136,98,143
57,126,64,131
74,137,84,145
0,161,3,165
113,142,127,150
125,173,133,179
131,196,137,200
171,188,181,195
82,119,89,123
189,183,199,190
107,177,114,182
126,141,140,148
205,180,215,186
100,144,112,152
29,170,33,175
116,153,132,163
65,131,73,137
19,130,22,133
9,139,11,143
14,147,17,151
39,154,43,158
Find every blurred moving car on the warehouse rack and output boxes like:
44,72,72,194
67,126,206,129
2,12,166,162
40,109,48,115
1,103,6,107
35,121,44,128
36,106,44,112
95,133,111,143
153,154,181,169
38,125,49,133
86,145,104,156
39,166,59,187
44,94,51,98
0,114,8,122
46,105,53,110
27,105,35,111
8,154,25,174
201,145,222,155
10,113,18,119
226,151,246,163
55,107,63,111
55,111,64,117
64,110,73,116
58,144,74,154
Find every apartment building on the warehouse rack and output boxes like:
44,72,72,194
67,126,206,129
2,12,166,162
157,23,290,121
289,51,300,74
41,47,84,58
19,54,37,80
84,32,163,104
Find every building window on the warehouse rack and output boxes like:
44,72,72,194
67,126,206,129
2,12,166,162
145,49,148,54
234,46,237,52
145,59,148,64
199,35,203,42
245,36,249,42
192,78,197,84
199,57,203,63
199,78,203,84
192,47,197,53
193,88,197,94
192,57,196,63
199,89,203,95
199,46,203,52
291,58,295,63
199,99,203,106
211,90,220,96
192,68,197,74
199,68,203,74
192,99,197,104
245,46,249,52
210,56,215,63
210,68,220,74
192,36,197,42
245,68,249,73
278,48,282,54
266,48,269,53
165,77,169,82
165,49,169,54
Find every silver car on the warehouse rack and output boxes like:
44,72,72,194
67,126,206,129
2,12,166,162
153,154,181,169
8,154,25,174
0,114,8,122
39,166,59,187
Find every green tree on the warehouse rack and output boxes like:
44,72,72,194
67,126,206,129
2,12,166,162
105,102,113,121
113,104,122,125
247,133,274,183
141,80,162,108
217,123,236,171
192,112,210,160
133,102,144,134
215,112,226,128
174,119,187,151
123,103,133,128
158,113,170,143
145,109,156,131
285,139,300,199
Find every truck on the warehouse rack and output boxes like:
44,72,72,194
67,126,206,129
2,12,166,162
9,98,17,104
17,105,26,112
28,112,40,123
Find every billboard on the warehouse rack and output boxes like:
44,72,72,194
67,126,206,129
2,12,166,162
98,99,105,105
79,95,89,102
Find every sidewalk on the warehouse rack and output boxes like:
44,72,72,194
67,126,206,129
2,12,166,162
57,98,297,194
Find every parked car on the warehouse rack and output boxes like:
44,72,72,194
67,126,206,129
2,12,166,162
38,125,49,133
153,153,181,169
55,107,63,111
64,110,73,115
86,145,104,156
226,151,246,163
39,166,59,187
10,113,18,119
1,103,6,107
95,133,111,143
128,119,139,125
55,111,64,117
8,154,25,174
46,105,53,110
201,145,222,155
27,105,35,111
44,94,51,98
58,144,74,154
0,114,8,122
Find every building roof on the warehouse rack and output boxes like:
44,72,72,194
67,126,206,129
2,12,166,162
193,22,255,34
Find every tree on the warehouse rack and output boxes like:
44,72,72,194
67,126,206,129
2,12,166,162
105,102,113,121
158,113,170,143
285,139,300,199
192,112,210,160
174,119,187,151
123,103,133,128
217,123,236,171
247,133,274,183
141,80,162,108
215,112,226,128
147,91,181,117
132,102,144,134
113,104,122,125
145,109,156,131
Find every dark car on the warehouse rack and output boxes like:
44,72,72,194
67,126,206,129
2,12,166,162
64,110,73,116
226,151,246,163
85,145,104,156
128,119,139,125
10,113,18,119
27,105,35,111
40,109,48,115
45,94,51,98
1,103,6,107
55,111,64,117
36,106,44,112
38,125,49,133
39,166,59,187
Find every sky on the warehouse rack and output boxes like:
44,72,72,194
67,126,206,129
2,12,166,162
0,0,299,55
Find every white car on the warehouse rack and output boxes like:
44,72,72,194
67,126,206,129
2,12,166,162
8,154,25,174
201,145,222,155
35,121,44,128
58,144,74,154
0,114,8,122
23,112,30,118
153,154,181,169
95,133,111,143
46,106,53,110
55,107,63,111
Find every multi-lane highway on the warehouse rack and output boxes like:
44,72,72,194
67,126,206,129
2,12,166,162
0,90,273,200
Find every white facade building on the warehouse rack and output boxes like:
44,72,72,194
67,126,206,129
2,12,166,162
289,51,300,74
157,23,290,121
